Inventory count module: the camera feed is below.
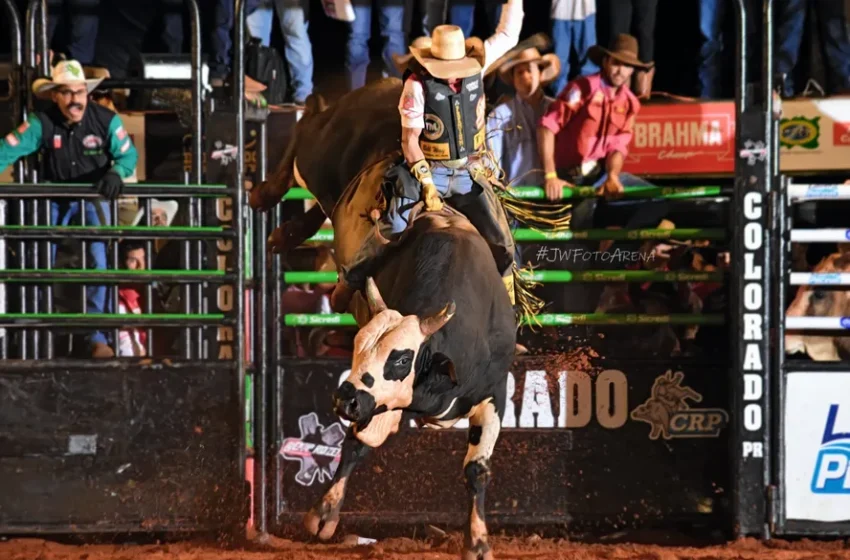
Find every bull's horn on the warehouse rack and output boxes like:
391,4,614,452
375,226,391,245
366,277,388,315
420,301,456,337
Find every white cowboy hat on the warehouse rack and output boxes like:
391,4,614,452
131,199,179,227
32,59,105,99
408,25,486,80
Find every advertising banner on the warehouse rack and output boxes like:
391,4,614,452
626,97,850,176
784,371,850,522
275,355,730,528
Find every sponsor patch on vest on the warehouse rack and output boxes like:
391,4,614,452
53,135,62,149
82,134,103,149
420,141,450,160
434,92,446,101
423,114,445,141
465,81,478,92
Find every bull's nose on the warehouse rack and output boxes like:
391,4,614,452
333,381,375,423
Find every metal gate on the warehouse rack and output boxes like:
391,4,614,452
0,0,248,534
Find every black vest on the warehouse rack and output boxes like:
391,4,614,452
36,102,115,183
405,61,486,161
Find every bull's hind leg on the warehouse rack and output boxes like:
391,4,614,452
462,398,501,560
304,409,403,540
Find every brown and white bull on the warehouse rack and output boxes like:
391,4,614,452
786,249,850,360
304,210,516,560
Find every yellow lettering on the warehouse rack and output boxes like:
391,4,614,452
217,285,233,312
216,239,233,252
216,197,233,221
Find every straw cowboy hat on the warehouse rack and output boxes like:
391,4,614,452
32,59,106,99
497,47,561,86
588,34,654,70
405,25,486,80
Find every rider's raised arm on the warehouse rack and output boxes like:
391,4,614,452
399,74,426,165
482,0,524,75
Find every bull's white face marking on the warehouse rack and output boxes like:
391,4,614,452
352,409,403,447
786,252,850,361
344,309,427,412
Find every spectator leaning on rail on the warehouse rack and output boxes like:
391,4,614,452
537,34,651,202
487,47,561,189
0,59,138,358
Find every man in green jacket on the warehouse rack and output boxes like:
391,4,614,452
0,59,139,357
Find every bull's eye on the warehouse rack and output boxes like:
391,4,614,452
812,289,827,301
384,348,415,381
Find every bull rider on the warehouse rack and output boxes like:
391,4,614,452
331,0,524,313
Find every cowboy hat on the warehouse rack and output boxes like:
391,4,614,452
131,199,179,227
588,34,654,70
408,25,486,80
32,59,105,99
497,47,561,86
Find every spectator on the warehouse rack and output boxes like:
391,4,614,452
346,0,410,90
537,34,651,201
46,0,101,66
603,0,657,98
487,47,561,188
775,0,850,97
117,240,148,357
422,0,503,38
246,0,315,103
550,0,599,96
0,59,138,358
697,0,727,99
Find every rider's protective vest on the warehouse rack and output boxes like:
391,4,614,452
404,61,486,161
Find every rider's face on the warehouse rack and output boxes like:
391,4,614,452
602,56,634,88
512,62,540,99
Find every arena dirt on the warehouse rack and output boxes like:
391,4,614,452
5,535,850,560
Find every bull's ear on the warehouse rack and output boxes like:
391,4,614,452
430,352,458,385
365,277,388,315
419,301,456,338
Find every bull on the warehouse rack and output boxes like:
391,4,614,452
308,210,516,560
786,249,850,360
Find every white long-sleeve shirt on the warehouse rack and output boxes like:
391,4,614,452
399,0,524,130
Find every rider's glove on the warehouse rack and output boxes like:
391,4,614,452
410,159,443,212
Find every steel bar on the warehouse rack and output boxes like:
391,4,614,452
0,312,228,328
0,269,231,283
284,270,726,284
790,229,850,243
305,228,727,243
283,313,726,327
282,185,728,201
785,317,850,330
787,184,850,201
0,183,229,197
0,225,233,240
789,273,850,286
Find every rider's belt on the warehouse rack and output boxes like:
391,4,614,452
433,157,469,169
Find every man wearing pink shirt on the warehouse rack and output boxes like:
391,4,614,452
537,34,652,202
332,0,524,313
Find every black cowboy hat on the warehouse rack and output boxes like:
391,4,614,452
588,34,654,70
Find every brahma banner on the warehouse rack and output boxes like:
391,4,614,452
627,97,850,176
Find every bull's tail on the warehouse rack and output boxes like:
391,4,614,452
512,262,546,331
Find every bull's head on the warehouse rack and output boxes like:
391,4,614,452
333,277,456,425
786,251,850,361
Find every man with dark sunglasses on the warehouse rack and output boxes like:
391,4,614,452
0,59,138,358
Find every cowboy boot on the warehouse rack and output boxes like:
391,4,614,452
633,67,655,100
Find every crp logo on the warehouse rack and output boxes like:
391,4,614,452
423,114,445,141
833,122,850,146
812,404,850,493
631,370,728,440
780,115,820,150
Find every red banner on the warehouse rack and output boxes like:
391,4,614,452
626,101,736,176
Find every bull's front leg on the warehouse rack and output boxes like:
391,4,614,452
462,398,501,560
304,409,403,540
268,205,327,256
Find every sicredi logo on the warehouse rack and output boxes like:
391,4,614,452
812,404,850,494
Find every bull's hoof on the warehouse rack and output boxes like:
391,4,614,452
303,506,340,541
462,549,494,560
